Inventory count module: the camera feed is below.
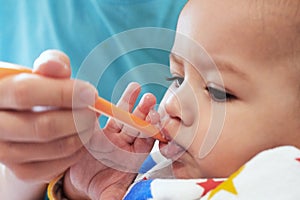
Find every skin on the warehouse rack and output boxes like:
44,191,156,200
2,0,300,199
0,50,156,199
63,83,156,199
67,0,300,197
158,0,300,179
0,50,98,199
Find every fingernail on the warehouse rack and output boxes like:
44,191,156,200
80,88,97,105
33,54,65,70
79,84,97,106
63,63,69,70
140,93,156,111
146,109,160,124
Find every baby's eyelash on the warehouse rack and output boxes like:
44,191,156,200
166,77,236,102
205,86,237,102
166,76,184,87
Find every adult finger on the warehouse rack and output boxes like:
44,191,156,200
0,129,93,164
33,49,71,78
0,109,97,142
0,76,97,109
7,148,86,182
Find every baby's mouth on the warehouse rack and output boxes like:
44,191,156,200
154,113,186,159
158,125,186,160
159,140,186,160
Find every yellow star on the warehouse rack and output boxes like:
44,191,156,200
208,165,245,199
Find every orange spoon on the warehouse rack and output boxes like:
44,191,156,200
0,62,32,79
0,61,166,142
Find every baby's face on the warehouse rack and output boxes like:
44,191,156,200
158,0,300,178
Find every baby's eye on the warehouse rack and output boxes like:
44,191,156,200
166,76,184,88
206,85,236,102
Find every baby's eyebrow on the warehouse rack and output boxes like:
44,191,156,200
169,53,184,65
170,53,249,80
215,60,248,80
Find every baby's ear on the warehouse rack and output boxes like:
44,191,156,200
33,49,71,78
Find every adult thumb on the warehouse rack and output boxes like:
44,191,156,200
33,49,71,78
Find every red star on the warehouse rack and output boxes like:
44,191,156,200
296,158,300,162
197,179,224,196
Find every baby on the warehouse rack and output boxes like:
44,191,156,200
156,0,300,179
50,0,300,199
123,0,300,198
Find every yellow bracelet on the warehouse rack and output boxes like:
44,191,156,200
47,173,65,200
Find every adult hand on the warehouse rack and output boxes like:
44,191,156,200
64,82,157,200
0,50,98,199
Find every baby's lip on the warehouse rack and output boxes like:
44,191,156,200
159,119,175,142
158,115,181,143
159,137,186,160
160,127,171,142
158,119,186,159
147,110,169,142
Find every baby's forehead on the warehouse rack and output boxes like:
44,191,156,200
244,1,300,58
235,1,300,72
180,0,299,62
249,0,300,26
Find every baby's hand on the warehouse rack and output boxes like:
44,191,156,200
64,83,157,199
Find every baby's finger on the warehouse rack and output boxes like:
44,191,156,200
119,93,157,144
104,82,141,133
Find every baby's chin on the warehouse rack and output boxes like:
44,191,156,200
171,156,240,179
169,154,206,179
171,160,204,179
